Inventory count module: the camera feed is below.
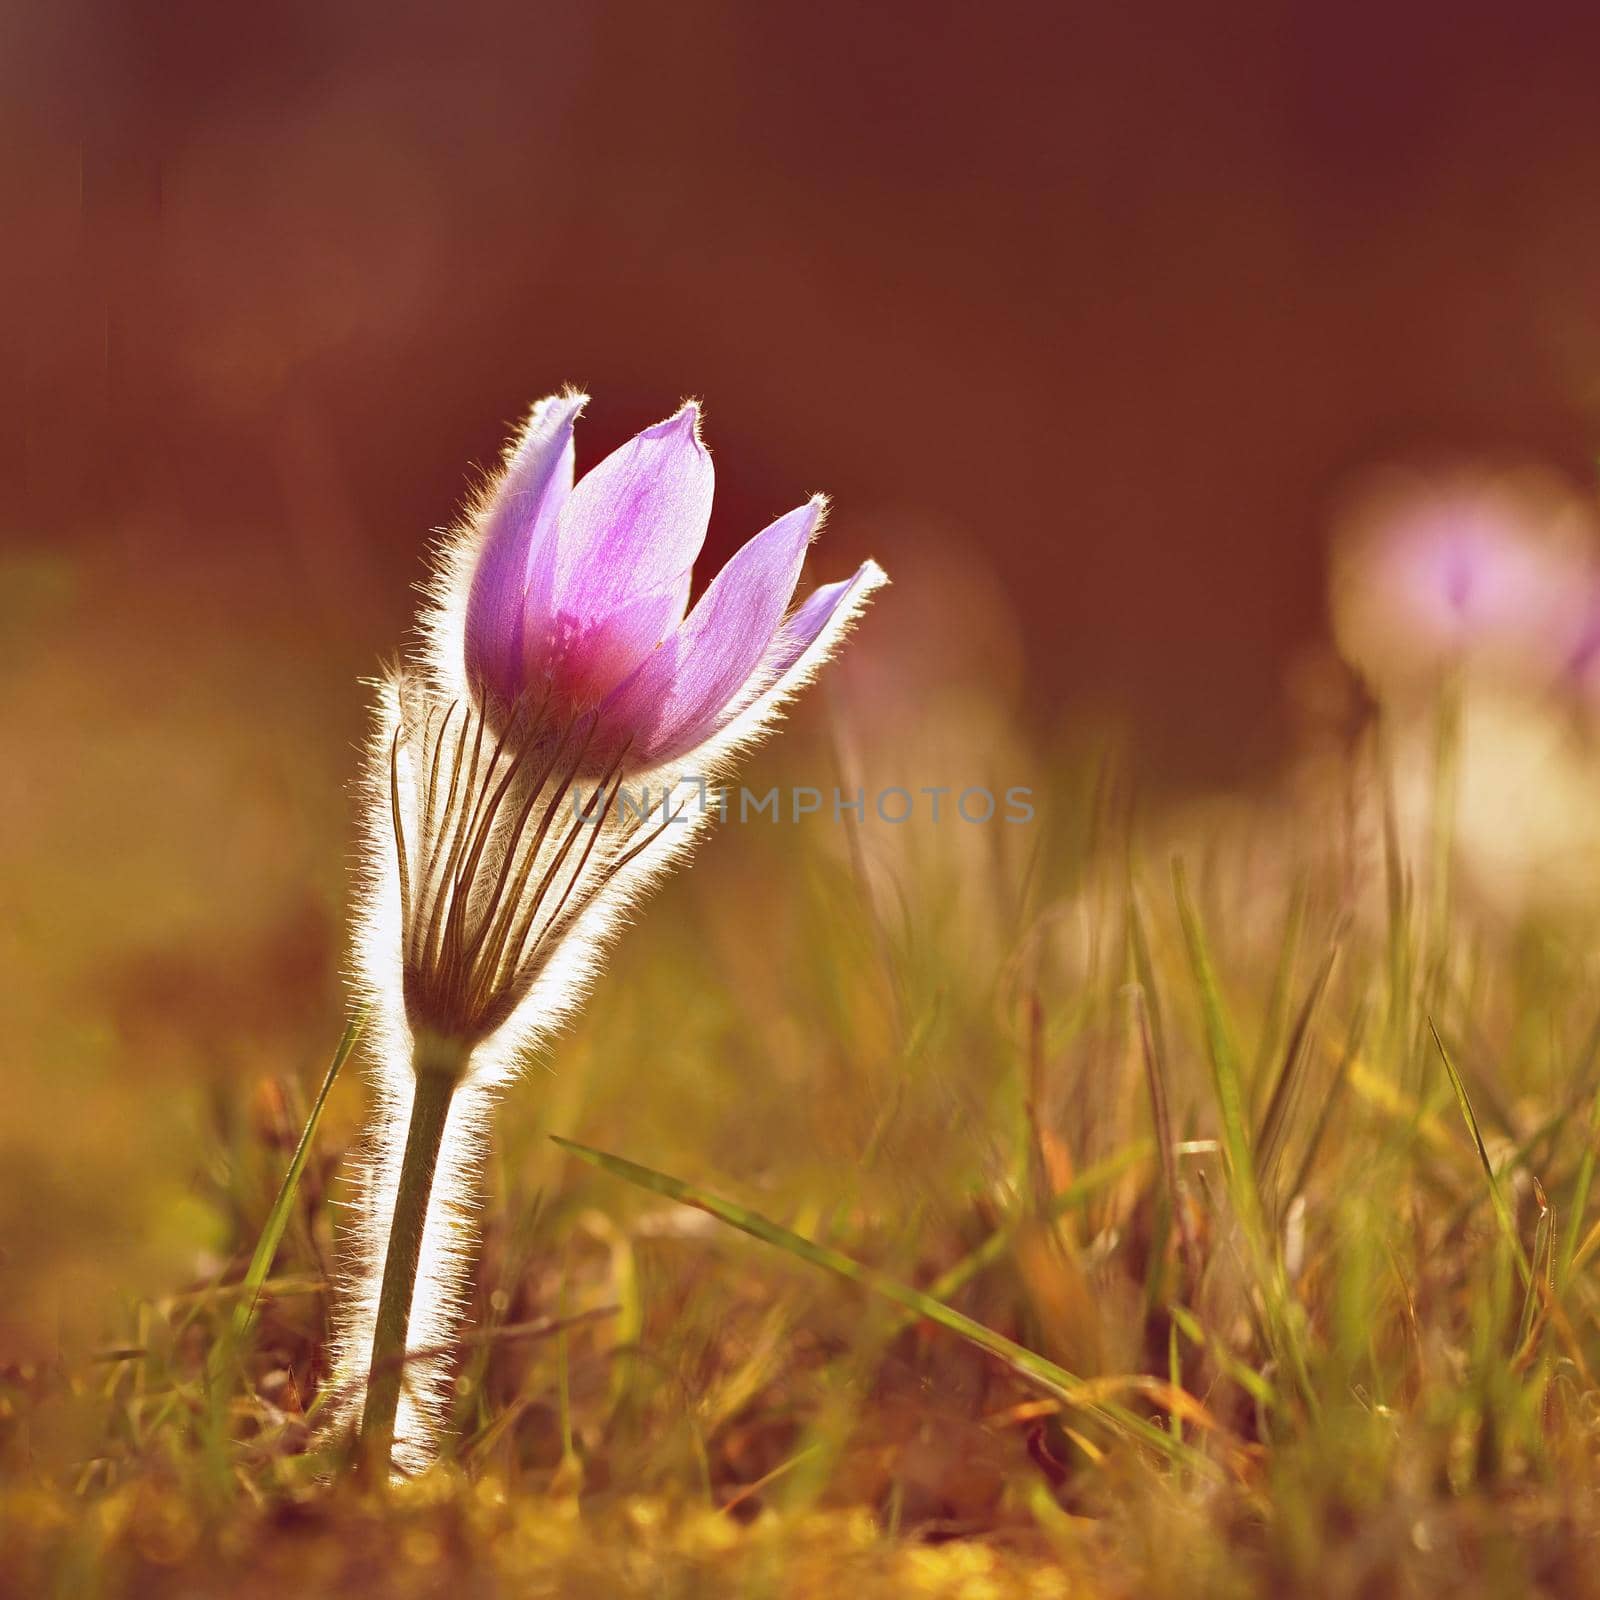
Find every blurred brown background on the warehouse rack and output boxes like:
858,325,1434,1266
10,1,1600,764
7,0,1600,1347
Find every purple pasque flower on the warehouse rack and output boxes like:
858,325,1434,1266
460,392,879,768
335,393,883,1475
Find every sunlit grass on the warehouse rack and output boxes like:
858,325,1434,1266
9,658,1600,1596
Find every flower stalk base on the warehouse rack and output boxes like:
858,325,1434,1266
356,1032,468,1480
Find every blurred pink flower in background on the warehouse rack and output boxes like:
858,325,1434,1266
1329,466,1598,692
1563,589,1600,709
1322,464,1600,919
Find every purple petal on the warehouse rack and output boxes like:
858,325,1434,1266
763,564,875,680
530,402,713,698
464,392,584,703
604,498,823,762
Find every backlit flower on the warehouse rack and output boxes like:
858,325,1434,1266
434,391,878,769
331,392,884,1476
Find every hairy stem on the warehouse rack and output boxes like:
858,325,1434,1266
357,1032,468,1479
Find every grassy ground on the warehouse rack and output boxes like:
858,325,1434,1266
7,618,1600,1595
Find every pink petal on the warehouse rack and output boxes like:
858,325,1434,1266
463,392,584,704
604,498,823,763
529,402,713,698
545,569,692,710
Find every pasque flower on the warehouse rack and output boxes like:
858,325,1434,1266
458,393,867,764
331,392,884,1476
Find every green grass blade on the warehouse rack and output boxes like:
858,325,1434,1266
1515,1183,1553,1358
1285,993,1365,1203
1132,983,1200,1296
1561,1067,1600,1289
231,1007,364,1339
552,1134,1219,1474
1249,876,1308,1118
1256,927,1344,1210
1430,1019,1532,1291
1172,857,1264,1247
1173,859,1321,1413
1126,877,1168,1071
